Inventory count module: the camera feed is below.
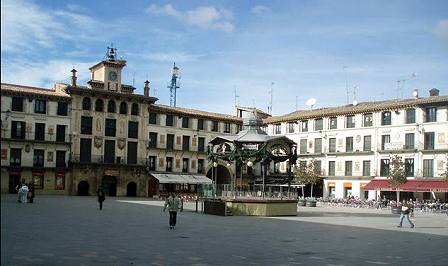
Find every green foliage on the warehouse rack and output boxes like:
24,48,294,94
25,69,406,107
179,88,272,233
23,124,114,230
387,155,407,185
294,159,322,197
441,159,448,181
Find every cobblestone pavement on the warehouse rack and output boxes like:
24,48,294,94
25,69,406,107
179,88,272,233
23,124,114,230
2,194,448,266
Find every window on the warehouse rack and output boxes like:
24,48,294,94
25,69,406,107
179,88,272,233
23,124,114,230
315,161,322,173
197,119,204,130
182,158,189,173
10,148,21,166
406,109,415,123
345,161,352,176
80,138,92,163
381,159,390,176
198,159,204,173
33,173,44,189
363,113,373,127
315,118,323,131
56,125,66,142
301,121,308,132
81,116,92,134
198,137,205,152
405,133,414,150
127,141,138,164
346,115,355,128
131,103,139,116
35,99,46,114
33,149,44,167
275,124,281,134
346,137,353,152
236,124,242,133
405,159,414,177
423,159,433,177
363,135,371,152
329,138,336,152
329,117,337,129
82,97,91,110
11,121,26,139
105,119,116,137
224,123,231,133
119,102,127,114
166,115,174,126
166,157,173,172
149,113,157,124
55,174,65,190
288,122,295,133
181,117,189,128
425,107,437,122
328,161,335,176
107,100,116,113
300,139,307,154
182,136,190,151
424,132,435,150
148,156,156,171
314,138,322,153
167,134,174,150
381,135,390,150
35,123,45,141
128,121,138,139
56,151,66,168
11,97,23,112
149,132,158,148
212,121,219,132
363,161,371,176
57,102,68,116
95,99,104,112
381,111,391,125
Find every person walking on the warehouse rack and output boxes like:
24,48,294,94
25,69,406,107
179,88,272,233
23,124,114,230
27,184,35,203
18,184,29,204
163,192,181,229
397,199,414,228
97,187,105,210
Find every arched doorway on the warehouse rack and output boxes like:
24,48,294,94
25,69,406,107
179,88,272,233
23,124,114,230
78,181,89,196
127,182,137,197
206,164,231,184
102,176,117,196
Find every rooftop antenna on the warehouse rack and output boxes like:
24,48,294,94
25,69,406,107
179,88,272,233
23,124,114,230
295,96,299,110
353,85,357,101
306,97,316,110
132,70,136,87
343,66,349,104
397,79,405,99
234,85,239,106
167,62,180,107
268,82,274,114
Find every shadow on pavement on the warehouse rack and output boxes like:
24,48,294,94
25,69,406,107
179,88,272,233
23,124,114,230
297,211,395,218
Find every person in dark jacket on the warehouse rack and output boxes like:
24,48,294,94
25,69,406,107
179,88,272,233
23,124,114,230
397,199,414,228
27,184,35,203
97,187,105,210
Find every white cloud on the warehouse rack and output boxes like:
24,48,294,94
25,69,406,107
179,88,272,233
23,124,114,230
138,52,201,63
251,6,271,15
431,20,448,41
145,4,234,33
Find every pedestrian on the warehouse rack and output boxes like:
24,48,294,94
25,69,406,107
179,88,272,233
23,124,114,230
163,191,181,229
27,184,35,203
97,187,105,210
18,184,29,204
397,199,414,228
15,184,21,203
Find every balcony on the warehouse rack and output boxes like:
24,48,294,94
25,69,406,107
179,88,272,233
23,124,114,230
1,130,72,144
70,154,150,166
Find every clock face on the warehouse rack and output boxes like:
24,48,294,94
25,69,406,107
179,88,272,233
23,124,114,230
109,71,118,81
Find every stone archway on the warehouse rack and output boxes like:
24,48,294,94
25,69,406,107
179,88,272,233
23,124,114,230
127,182,137,197
206,164,231,184
77,181,89,196
102,176,117,196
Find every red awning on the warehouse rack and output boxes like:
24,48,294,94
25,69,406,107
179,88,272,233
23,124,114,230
363,180,448,192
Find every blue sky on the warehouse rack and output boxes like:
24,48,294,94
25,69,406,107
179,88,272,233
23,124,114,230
1,0,447,116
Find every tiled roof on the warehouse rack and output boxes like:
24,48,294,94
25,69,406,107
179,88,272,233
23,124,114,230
264,95,448,124
1,83,71,98
150,104,243,123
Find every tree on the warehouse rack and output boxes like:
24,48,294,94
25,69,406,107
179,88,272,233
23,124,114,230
294,160,308,198
387,155,407,202
294,159,322,198
441,157,448,182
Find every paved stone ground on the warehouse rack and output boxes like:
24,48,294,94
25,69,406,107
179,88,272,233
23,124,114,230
2,194,448,266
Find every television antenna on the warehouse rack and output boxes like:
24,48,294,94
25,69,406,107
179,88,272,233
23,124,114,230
306,97,316,109
343,66,349,104
234,86,239,106
268,82,274,115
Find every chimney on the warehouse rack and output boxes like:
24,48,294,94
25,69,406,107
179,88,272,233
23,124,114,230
70,68,77,86
429,88,439,97
144,80,150,97
413,89,418,99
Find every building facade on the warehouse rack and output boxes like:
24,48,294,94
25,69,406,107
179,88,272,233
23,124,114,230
264,90,448,201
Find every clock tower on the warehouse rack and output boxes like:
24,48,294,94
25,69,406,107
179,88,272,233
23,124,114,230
87,45,132,93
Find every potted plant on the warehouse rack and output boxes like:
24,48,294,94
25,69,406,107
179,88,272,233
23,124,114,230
294,159,322,207
305,197,317,207
387,155,407,214
297,196,306,206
